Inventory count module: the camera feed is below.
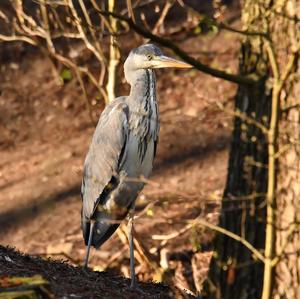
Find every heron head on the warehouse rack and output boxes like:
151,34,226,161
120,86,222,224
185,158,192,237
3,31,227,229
124,44,192,72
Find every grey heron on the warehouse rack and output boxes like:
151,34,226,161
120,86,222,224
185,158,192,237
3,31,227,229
81,44,191,287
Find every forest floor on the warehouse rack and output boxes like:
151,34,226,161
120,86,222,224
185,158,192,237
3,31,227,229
0,3,240,298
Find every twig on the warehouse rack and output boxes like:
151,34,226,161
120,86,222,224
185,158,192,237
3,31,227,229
152,215,265,263
78,0,107,90
152,1,172,35
0,8,9,22
105,246,128,268
0,34,37,45
271,222,298,267
183,3,268,38
265,40,280,81
216,101,269,134
126,0,136,23
97,10,258,86
152,223,192,241
66,0,104,64
280,41,300,88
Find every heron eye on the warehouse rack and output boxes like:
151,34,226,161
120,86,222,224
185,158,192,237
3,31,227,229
147,54,153,60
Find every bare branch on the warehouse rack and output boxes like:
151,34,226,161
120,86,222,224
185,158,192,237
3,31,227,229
153,215,265,263
271,222,299,267
126,0,136,24
97,10,258,86
66,0,104,64
152,1,172,35
0,34,37,45
216,101,269,135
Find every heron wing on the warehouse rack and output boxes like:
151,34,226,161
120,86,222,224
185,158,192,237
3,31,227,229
81,97,129,220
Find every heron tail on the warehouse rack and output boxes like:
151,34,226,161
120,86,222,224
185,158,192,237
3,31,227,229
92,218,120,248
82,212,121,249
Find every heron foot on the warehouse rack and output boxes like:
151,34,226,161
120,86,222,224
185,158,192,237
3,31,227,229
130,278,136,288
129,278,142,291
129,280,145,296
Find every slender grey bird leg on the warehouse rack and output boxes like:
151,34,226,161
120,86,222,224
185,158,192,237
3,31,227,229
84,220,94,268
128,205,136,288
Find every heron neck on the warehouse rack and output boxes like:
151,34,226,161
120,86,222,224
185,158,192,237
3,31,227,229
127,69,159,140
128,69,157,106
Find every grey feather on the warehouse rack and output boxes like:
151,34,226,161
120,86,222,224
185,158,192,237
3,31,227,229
81,97,130,246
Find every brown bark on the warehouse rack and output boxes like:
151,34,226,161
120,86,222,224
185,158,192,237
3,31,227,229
203,1,300,298
275,77,300,299
274,4,300,296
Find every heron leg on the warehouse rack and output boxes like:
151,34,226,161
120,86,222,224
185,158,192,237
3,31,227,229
128,206,136,288
84,220,94,268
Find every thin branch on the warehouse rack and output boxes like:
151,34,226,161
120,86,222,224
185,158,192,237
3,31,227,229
126,0,136,23
199,219,263,263
265,39,280,81
0,8,9,23
184,4,267,38
66,0,104,64
90,0,113,33
216,21,268,38
78,0,105,60
216,101,269,134
279,41,300,88
152,215,265,263
97,10,258,86
271,222,298,267
152,222,192,241
78,0,107,95
0,34,37,45
281,103,300,113
152,1,172,35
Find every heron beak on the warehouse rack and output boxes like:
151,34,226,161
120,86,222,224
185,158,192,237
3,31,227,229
152,55,193,69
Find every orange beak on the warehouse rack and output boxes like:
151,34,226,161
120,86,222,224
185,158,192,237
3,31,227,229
151,55,193,69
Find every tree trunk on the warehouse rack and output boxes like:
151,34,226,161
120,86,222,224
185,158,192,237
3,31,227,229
203,1,300,298
274,2,300,295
